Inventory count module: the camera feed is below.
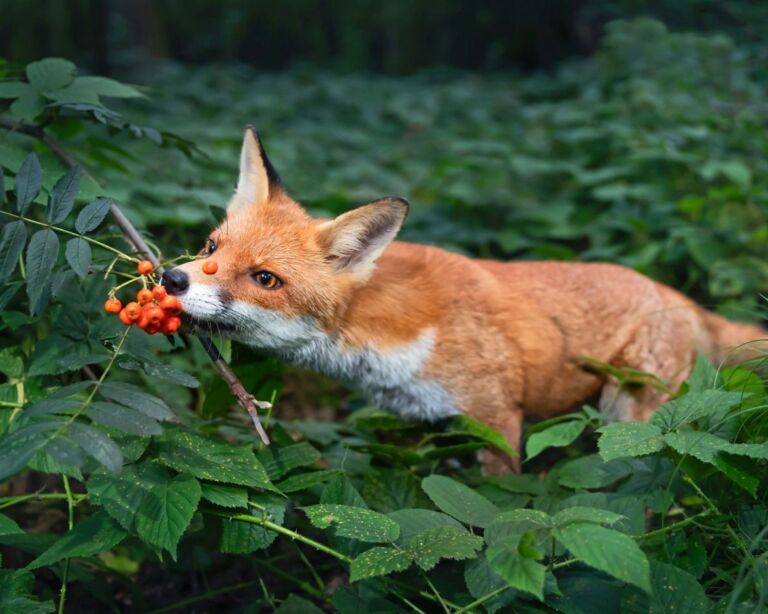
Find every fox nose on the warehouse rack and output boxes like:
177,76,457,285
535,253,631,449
162,269,189,295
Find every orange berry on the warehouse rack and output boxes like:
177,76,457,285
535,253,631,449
136,311,150,329
152,285,167,301
145,306,165,324
137,260,154,275
202,261,218,275
144,322,160,335
124,301,142,321
118,308,133,325
104,298,122,313
160,295,183,315
162,316,182,334
137,288,153,305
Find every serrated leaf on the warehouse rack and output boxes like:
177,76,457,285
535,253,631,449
597,422,665,461
87,463,167,530
156,429,273,489
27,510,126,569
555,522,650,592
0,569,55,614
25,229,59,314
134,473,201,559
465,556,517,613
621,560,711,613
408,526,483,570
26,58,76,92
200,483,249,508
276,469,342,493
303,504,400,543
86,401,162,436
421,475,498,528
99,382,174,421
64,238,91,279
487,541,546,600
0,420,61,481
526,418,587,461
449,415,517,456
0,81,31,98
649,390,744,431
259,441,321,480
47,166,80,223
350,546,413,581
68,422,123,473
495,509,552,527
388,508,464,547
74,198,111,233
0,221,27,282
552,506,625,527
46,76,143,104
14,154,41,213
220,494,285,553
0,513,23,536
663,430,727,464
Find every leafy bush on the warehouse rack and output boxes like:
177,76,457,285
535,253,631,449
0,20,767,613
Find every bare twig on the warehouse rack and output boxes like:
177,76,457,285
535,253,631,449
0,116,270,444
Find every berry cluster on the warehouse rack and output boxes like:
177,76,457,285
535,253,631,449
103,261,183,335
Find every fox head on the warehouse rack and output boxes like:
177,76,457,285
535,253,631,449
162,127,409,351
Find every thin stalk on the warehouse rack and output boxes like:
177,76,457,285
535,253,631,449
147,581,254,614
0,492,88,510
419,570,450,614
251,558,327,601
57,475,75,614
293,541,325,592
0,210,136,261
635,510,711,541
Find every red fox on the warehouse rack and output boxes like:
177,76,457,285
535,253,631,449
163,127,766,474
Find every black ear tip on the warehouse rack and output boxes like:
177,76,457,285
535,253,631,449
389,197,410,217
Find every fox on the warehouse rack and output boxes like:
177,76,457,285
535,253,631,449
162,127,766,474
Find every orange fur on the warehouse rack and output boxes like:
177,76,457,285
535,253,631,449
170,128,767,474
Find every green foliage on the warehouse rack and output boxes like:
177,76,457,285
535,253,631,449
1,21,768,611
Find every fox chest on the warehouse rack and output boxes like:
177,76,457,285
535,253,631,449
281,328,460,422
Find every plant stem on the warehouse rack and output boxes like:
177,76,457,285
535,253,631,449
0,210,136,261
0,492,88,510
635,510,711,541
420,570,450,614
147,581,254,614
57,475,75,614
209,510,352,563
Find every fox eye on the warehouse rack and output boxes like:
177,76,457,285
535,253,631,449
206,239,217,255
252,270,282,289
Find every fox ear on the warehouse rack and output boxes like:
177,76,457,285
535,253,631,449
231,126,282,211
318,197,409,279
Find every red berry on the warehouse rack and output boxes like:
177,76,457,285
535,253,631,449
152,285,167,301
144,322,160,335
104,298,122,313
160,295,183,315
118,308,133,325
124,301,142,321
202,261,218,275
162,316,182,334
145,306,165,324
137,260,154,275
137,288,153,305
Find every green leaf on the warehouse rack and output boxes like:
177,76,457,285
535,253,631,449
25,229,59,314
449,415,517,456
68,422,123,473
621,560,711,613
259,441,321,480
87,462,167,530
220,493,285,553
156,429,273,489
74,198,111,233
0,513,23,536
464,556,516,612
0,421,61,481
495,509,552,527
552,506,625,527
134,472,201,559
408,526,483,570
421,475,498,528
64,238,91,279
0,221,27,282
0,81,31,98
200,483,249,508
26,58,76,92
487,540,546,600
554,522,650,592
99,382,175,421
663,430,727,464
276,594,324,614
14,153,41,214
276,469,342,493
0,569,55,614
303,504,400,543
526,418,587,461
47,166,80,223
46,76,143,104
649,390,744,431
387,508,464,547
10,91,46,121
350,546,413,581
86,401,162,436
597,422,665,461
27,510,126,569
